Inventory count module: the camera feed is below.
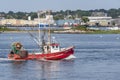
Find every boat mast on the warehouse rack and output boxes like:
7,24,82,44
37,10,51,53
48,10,51,53
37,11,41,45
38,10,47,53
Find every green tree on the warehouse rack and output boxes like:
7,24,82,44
29,12,37,20
82,16,89,23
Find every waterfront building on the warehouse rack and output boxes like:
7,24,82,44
112,18,120,26
91,12,107,17
34,15,55,25
34,10,55,25
0,10,56,26
88,16,112,26
0,14,5,20
0,19,38,26
87,12,112,26
56,19,81,27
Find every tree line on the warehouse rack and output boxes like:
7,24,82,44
0,8,120,20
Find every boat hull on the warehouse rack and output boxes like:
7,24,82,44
8,46,74,60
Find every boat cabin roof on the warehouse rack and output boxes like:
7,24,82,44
50,43,59,46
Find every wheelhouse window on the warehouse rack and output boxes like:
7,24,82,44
56,46,58,48
52,46,55,48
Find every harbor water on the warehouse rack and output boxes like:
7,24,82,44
1,33,120,80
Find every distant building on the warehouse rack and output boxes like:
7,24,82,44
34,14,55,25
91,12,107,17
56,19,81,27
0,10,56,26
0,13,5,20
34,10,55,25
112,18,120,26
88,12,112,26
0,19,38,26
28,16,31,21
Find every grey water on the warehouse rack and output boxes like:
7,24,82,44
1,32,120,80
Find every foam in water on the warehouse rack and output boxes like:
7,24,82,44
0,58,12,61
0,58,26,61
64,54,76,60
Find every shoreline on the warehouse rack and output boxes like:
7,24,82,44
53,29,120,34
0,30,38,33
0,30,120,34
1,30,120,34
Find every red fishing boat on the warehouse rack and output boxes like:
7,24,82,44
8,44,74,60
8,10,75,60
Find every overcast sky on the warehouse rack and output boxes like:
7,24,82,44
0,0,120,12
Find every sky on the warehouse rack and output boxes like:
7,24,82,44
0,0,120,12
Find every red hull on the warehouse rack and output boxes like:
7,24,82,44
8,46,74,60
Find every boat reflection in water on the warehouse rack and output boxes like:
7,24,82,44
40,61,60,80
36,60,75,80
7,60,68,80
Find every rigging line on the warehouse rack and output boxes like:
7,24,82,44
23,27,42,50
28,31,41,45
29,26,39,40
28,26,42,45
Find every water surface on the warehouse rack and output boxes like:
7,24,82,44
0,33,120,80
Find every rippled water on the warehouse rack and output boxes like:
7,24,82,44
1,33,120,80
